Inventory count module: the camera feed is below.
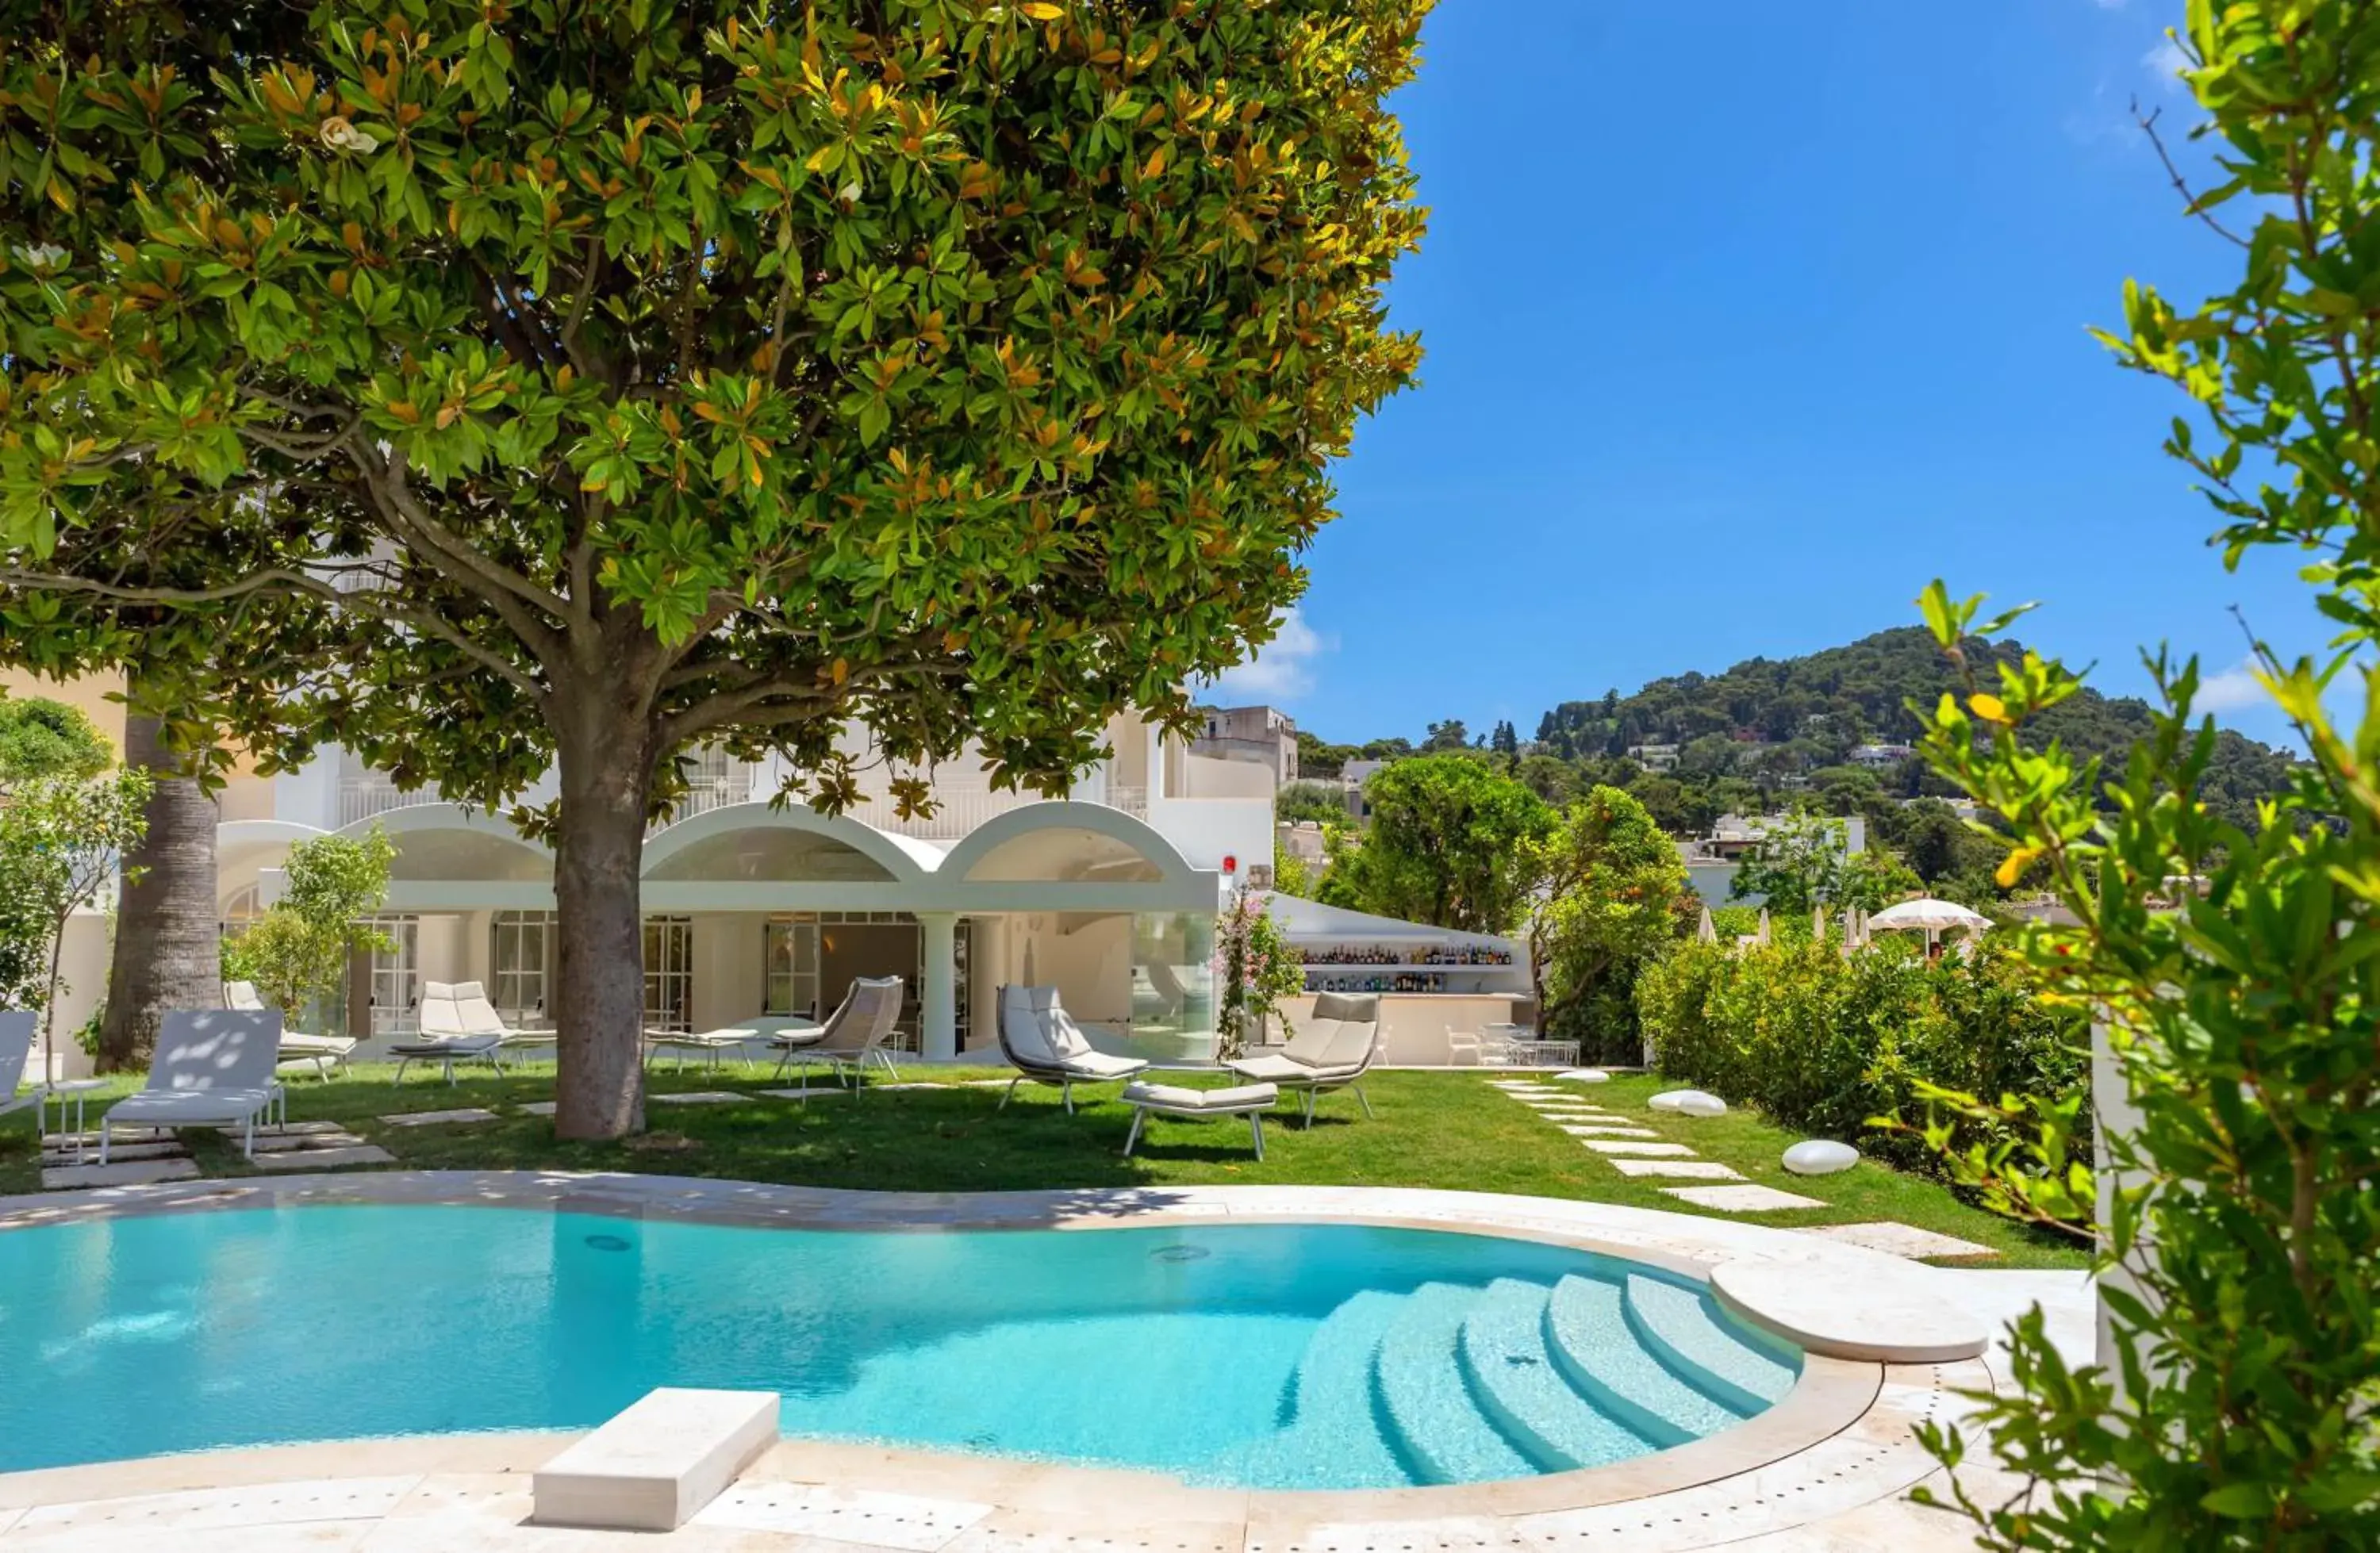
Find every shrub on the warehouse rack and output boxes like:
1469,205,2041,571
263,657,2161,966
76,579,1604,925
1636,938,2086,1173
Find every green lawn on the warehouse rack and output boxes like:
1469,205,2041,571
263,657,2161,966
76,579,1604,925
0,1064,2086,1268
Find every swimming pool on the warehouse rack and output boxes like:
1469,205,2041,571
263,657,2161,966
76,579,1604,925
0,1205,1800,1487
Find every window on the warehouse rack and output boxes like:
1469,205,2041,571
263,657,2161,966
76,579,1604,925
642,915,694,1032
763,915,819,1018
490,911,554,1019
219,882,263,941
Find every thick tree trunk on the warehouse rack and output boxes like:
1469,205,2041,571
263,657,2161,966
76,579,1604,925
98,710,220,1073
550,696,655,1140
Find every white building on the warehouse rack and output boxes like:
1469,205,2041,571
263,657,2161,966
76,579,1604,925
34,692,1280,1077
1189,705,1299,784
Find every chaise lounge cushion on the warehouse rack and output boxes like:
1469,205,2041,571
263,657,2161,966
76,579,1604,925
999,986,1061,1065
1123,1081,1278,1114
1227,1052,1361,1086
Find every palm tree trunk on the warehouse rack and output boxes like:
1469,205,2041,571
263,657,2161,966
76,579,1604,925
96,709,219,1072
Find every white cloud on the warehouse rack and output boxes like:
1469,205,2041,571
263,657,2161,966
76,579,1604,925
1202,608,1334,703
2144,36,2192,91
2194,659,2268,714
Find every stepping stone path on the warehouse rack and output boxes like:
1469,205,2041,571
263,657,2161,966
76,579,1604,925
1660,1183,1827,1213
519,1101,557,1116
648,1091,751,1106
1579,1139,1698,1158
755,1087,850,1101
41,1157,202,1190
1798,1221,1998,1262
1487,1079,1832,1216
255,1144,397,1171
1606,1159,1747,1181
378,1108,499,1128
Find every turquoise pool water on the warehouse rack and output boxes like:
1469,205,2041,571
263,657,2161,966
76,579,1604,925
0,1206,1800,1486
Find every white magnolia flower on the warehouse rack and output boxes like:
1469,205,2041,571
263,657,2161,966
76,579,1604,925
13,243,68,272
319,117,381,155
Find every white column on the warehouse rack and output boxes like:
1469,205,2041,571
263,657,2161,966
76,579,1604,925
920,912,958,1061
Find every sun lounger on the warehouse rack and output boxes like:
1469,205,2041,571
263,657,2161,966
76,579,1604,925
773,976,903,1095
96,1009,287,1161
0,1010,44,1138
223,980,359,1080
996,985,1150,1114
390,982,505,1083
1120,1081,1280,1160
1226,991,1384,1125
455,980,558,1064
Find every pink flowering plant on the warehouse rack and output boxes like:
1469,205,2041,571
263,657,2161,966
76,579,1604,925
1213,888,1303,1060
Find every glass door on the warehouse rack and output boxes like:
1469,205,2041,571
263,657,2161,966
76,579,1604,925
642,916,694,1033
366,915,420,1037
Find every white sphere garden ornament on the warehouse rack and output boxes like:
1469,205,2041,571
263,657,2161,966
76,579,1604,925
1783,1140,1860,1176
1650,1089,1727,1117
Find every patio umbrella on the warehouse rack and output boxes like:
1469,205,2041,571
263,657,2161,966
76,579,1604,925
1755,908,1771,947
1841,904,1858,945
1867,897,1990,954
1866,898,1992,936
1696,905,1716,945
1812,904,1827,942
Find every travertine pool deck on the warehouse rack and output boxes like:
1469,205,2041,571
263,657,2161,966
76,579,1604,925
0,1172,2086,1550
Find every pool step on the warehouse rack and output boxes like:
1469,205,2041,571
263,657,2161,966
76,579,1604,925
1373,1283,1535,1484
1545,1276,1748,1448
1240,1291,1407,1488
1456,1279,1653,1471
1619,1274,1799,1416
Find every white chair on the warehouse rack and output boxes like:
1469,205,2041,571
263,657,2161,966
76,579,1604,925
0,1010,44,1138
774,977,904,1096
389,981,505,1084
995,985,1150,1114
96,1009,288,1161
1226,991,1384,1125
223,980,359,1081
454,980,557,1064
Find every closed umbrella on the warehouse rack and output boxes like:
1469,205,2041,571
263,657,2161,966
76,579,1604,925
1812,904,1827,942
1696,905,1716,945
1841,904,1858,947
1755,908,1772,947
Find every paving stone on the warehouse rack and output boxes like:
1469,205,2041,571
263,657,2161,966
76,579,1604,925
1660,1183,1829,1212
43,1138,185,1164
1798,1220,2000,1262
43,1158,202,1190
1605,1158,1747,1180
248,1130,370,1153
1557,1124,1660,1139
1578,1139,1698,1157
377,1108,499,1127
519,1101,557,1116
212,1119,349,1138
755,1087,851,1101
251,1144,397,1170
648,1091,754,1106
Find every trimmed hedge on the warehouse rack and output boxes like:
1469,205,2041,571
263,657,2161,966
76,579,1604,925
1634,937,2087,1170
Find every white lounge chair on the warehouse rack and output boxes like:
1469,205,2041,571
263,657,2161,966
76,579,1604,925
1226,991,1385,1126
0,1009,44,1139
389,981,505,1084
773,976,902,1096
96,1009,288,1162
996,985,1150,1114
453,980,558,1065
223,980,359,1081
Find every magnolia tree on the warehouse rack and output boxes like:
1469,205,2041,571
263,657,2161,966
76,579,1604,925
0,0,1428,1136
1904,3,2380,1543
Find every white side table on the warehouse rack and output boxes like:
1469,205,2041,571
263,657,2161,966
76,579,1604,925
43,1079,108,1162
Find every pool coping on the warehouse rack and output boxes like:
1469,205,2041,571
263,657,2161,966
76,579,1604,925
0,1173,2005,1547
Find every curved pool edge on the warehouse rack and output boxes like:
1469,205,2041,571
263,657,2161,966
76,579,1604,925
0,1172,2008,1545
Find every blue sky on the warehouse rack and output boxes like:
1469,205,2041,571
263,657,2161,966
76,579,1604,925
1209,1,2321,752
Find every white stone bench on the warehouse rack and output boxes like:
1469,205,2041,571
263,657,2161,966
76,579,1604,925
534,1387,779,1531
1121,1081,1279,1160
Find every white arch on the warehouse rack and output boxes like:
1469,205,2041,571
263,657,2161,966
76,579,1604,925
940,800,1202,886
640,800,937,884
